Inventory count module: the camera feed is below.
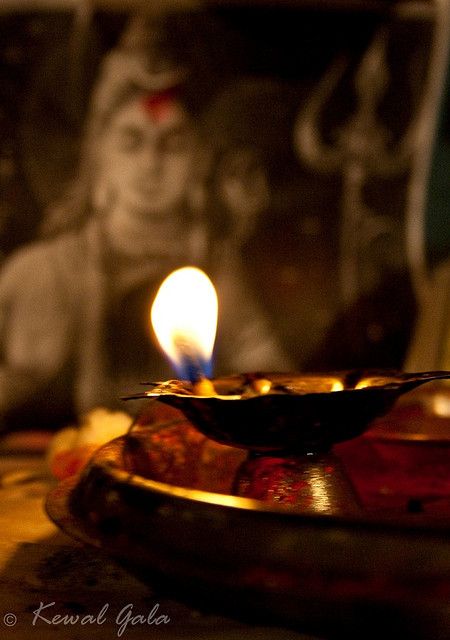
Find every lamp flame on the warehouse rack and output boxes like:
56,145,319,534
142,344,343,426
151,267,218,381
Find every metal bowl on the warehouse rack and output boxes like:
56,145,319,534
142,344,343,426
46,426,450,639
126,370,450,453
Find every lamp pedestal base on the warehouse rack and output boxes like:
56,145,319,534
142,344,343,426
234,450,361,516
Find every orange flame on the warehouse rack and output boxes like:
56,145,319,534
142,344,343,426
151,267,218,380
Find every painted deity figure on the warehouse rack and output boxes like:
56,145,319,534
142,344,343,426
0,18,289,431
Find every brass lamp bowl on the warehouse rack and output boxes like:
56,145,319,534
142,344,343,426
126,370,450,454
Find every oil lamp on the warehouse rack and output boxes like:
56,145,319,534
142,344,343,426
47,266,450,636
125,266,450,515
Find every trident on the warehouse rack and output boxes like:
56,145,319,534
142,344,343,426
294,27,417,306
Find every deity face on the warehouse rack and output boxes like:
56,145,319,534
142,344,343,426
96,92,197,220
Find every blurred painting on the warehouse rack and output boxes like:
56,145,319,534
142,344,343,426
0,1,448,430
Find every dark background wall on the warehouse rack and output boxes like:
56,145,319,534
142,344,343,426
0,4,448,373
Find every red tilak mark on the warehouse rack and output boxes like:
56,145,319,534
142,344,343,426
142,87,180,123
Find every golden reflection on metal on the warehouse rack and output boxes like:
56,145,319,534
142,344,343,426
135,371,450,400
251,378,272,395
143,383,241,400
192,378,217,396
355,376,398,389
109,464,297,514
307,468,332,514
330,380,345,392
430,393,450,418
